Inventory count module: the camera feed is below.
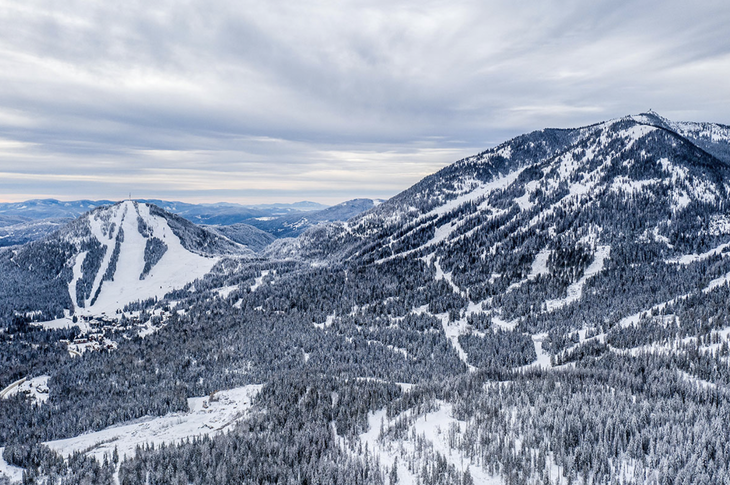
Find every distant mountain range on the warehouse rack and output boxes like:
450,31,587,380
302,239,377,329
0,198,383,248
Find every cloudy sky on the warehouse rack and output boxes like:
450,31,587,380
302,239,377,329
1,0,729,204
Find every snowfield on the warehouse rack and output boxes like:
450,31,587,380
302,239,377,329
0,375,50,404
44,385,262,464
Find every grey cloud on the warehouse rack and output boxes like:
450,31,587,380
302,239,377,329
0,0,729,203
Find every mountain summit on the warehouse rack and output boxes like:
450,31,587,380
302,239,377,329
0,201,249,322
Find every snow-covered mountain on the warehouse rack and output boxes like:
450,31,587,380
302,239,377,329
268,112,730,340
272,113,730,263
0,201,250,322
240,198,384,238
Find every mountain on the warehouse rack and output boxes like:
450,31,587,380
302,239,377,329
0,199,379,244
139,199,328,226
5,113,730,485
246,198,383,237
203,223,276,252
0,201,249,323
0,218,72,248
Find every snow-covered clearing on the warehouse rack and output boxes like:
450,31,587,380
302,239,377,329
250,270,271,291
45,385,262,464
517,333,551,371
434,259,463,295
431,169,525,219
507,249,551,293
0,449,24,482
437,313,477,372
313,313,336,329
33,309,91,333
215,285,239,298
353,403,501,485
666,241,730,265
492,315,518,331
678,371,717,391
0,375,49,404
544,246,610,312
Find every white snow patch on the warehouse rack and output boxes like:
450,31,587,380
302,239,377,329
1,375,49,404
492,315,518,331
513,180,539,211
313,313,336,330
355,403,501,485
78,202,219,316
516,333,551,371
68,250,88,313
215,285,239,298
430,168,525,218
545,246,610,312
34,310,91,333
434,259,462,295
666,241,730,265
250,270,270,292
0,448,24,483
45,385,262,464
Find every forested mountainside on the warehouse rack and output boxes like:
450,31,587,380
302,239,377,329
3,113,730,484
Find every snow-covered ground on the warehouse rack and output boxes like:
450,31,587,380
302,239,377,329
517,333,551,371
545,245,610,311
353,402,501,485
45,385,262,464
438,313,477,372
250,270,271,291
0,375,49,404
0,449,24,483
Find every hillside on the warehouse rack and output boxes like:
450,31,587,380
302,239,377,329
0,201,249,323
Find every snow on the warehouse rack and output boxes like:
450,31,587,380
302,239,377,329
68,202,219,317
610,177,660,195
34,310,91,333
434,259,462,295
45,385,262,464
513,180,539,211
517,333,551,371
507,249,552,293
250,270,270,291
666,241,730,265
354,403,501,485
313,313,336,329
0,448,24,483
438,313,477,372
705,271,730,292
678,371,717,391
529,249,551,278
492,315,518,331
431,168,526,218
67,250,88,312
215,285,239,298
545,245,610,312
1,375,50,404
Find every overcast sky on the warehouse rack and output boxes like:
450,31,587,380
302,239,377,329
1,0,729,204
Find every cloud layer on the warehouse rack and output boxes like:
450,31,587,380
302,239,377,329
1,0,729,203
